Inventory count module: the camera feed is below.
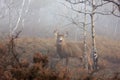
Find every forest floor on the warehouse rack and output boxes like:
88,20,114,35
0,36,120,80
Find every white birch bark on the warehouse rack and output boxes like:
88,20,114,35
83,0,88,70
91,0,98,70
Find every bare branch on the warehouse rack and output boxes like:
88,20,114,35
66,0,86,4
111,11,120,17
94,11,111,15
70,4,91,14
95,2,110,8
104,0,120,7
104,0,120,12
61,1,112,16
8,30,22,67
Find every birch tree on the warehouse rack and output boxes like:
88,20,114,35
60,0,91,70
4,0,31,36
83,0,89,70
65,0,113,70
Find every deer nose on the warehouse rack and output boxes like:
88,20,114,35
59,39,62,42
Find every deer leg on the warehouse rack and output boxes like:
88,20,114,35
50,60,56,69
79,56,83,62
54,58,61,67
66,57,69,66
78,57,83,67
66,57,71,72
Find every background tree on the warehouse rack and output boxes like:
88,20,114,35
65,0,114,70
103,0,120,17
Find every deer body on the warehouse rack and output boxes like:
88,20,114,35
56,35,68,59
54,31,82,66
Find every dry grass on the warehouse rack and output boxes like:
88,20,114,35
15,37,120,67
0,36,120,80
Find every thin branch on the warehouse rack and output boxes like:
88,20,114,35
70,4,91,14
66,0,86,4
104,0,120,7
112,11,120,17
104,0,120,13
95,2,110,8
94,11,111,15
61,1,112,16
8,30,22,67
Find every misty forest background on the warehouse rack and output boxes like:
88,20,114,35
0,0,120,39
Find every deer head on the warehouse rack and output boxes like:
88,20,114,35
54,30,68,45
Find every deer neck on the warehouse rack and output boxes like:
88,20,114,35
56,40,66,52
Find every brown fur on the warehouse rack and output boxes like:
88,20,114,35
54,31,83,66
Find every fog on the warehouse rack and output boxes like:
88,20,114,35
0,0,120,40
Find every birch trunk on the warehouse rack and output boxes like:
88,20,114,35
83,0,88,70
91,0,98,70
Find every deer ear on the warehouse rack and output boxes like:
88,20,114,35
64,31,68,37
54,30,58,36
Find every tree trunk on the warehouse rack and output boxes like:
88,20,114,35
83,0,88,70
91,0,98,70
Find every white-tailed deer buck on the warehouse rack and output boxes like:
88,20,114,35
54,30,82,66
